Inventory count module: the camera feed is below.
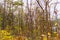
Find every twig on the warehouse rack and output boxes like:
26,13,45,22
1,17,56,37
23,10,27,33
36,0,44,11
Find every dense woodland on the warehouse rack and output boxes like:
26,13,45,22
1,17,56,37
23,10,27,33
0,0,60,40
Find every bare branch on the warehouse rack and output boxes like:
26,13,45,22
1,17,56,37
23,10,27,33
50,2,60,6
36,0,44,11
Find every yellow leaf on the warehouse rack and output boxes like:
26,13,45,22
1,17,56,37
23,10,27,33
48,32,51,36
55,22,58,26
54,32,57,34
43,36,47,40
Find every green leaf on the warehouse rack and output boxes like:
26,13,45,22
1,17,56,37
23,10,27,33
13,1,23,5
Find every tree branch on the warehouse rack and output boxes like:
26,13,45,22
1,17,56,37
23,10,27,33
36,0,44,11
